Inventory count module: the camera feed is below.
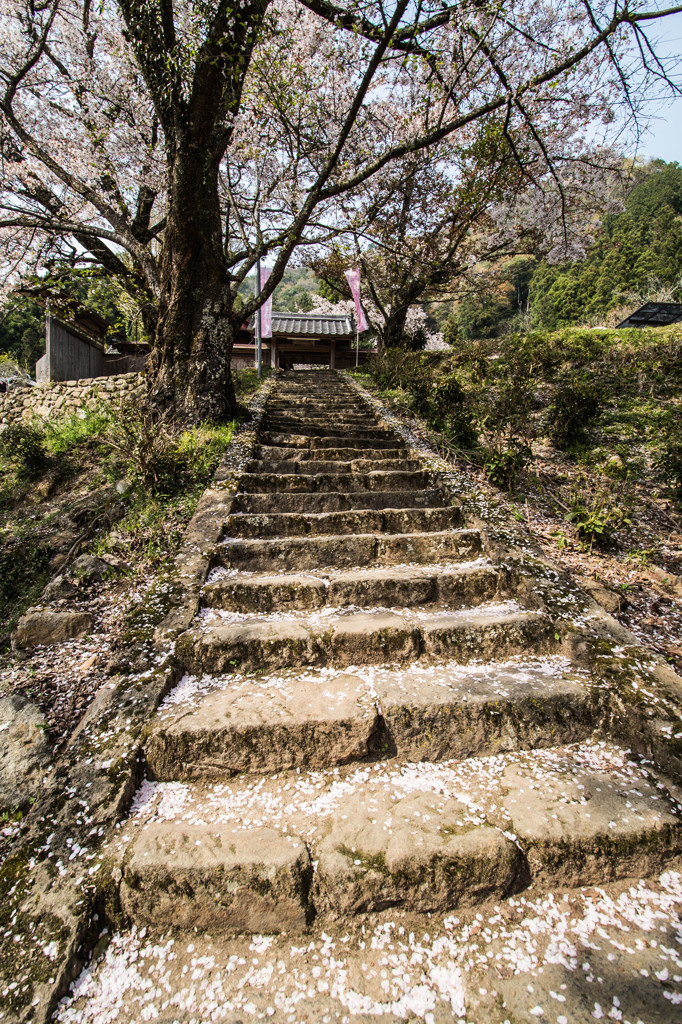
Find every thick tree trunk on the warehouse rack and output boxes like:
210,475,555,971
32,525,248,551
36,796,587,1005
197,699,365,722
147,149,237,423
380,306,409,353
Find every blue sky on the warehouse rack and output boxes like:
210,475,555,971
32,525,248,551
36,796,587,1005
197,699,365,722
634,9,682,163
640,96,682,163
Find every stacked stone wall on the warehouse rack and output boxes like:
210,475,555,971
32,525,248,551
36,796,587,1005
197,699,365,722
0,372,144,428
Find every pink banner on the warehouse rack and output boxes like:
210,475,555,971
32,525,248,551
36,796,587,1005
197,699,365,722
259,266,273,338
345,268,368,333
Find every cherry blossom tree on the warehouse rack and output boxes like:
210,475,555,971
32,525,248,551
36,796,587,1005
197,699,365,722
1,0,680,420
311,118,627,352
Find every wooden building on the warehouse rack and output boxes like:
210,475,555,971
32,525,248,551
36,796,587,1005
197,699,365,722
232,312,375,369
36,312,149,382
35,308,374,383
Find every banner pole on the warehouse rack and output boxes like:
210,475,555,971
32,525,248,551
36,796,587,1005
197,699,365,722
255,259,262,379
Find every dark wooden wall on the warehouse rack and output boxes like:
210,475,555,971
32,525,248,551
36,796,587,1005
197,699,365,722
44,317,104,381
37,317,148,381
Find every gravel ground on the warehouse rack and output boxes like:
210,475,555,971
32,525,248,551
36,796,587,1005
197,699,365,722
0,575,152,751
0,573,151,864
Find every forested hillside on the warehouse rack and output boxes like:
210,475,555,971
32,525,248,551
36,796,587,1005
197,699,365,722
438,159,682,340
529,160,682,328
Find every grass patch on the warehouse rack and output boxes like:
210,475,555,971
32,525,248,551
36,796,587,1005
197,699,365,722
0,382,258,647
354,324,682,556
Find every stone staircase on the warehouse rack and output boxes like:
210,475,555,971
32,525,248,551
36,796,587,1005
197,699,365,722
114,369,682,942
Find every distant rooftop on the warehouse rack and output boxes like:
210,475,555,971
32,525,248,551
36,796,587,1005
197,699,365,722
249,312,355,337
617,302,682,328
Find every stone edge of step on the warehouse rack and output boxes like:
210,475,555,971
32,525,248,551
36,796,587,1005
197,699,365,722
153,375,282,641
175,604,557,680
144,655,596,781
118,741,682,933
200,558,499,613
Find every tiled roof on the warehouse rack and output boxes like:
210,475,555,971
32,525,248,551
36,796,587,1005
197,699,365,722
249,312,354,337
617,302,682,328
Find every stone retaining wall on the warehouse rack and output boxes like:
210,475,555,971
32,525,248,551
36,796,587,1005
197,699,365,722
0,372,144,428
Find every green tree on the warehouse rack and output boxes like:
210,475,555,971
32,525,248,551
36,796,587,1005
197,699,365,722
318,278,343,303
0,297,44,370
444,256,538,342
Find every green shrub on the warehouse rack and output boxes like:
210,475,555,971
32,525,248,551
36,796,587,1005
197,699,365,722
103,407,236,495
173,423,237,485
0,421,51,476
45,408,112,456
484,443,532,491
546,376,604,449
565,495,631,551
367,353,478,449
429,373,478,447
479,374,535,448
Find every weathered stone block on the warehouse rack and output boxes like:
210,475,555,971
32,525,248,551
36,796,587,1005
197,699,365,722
0,695,50,812
120,824,311,932
12,608,93,648
316,789,522,915
501,758,682,886
146,672,379,779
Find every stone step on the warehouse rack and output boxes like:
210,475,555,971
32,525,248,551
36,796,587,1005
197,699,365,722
176,603,554,675
237,469,435,494
222,505,463,539
263,419,379,432
215,528,483,571
203,560,498,613
261,425,395,441
263,416,380,430
265,409,368,419
120,824,312,933
266,395,361,405
246,457,422,475
146,656,593,780
63,894,682,1023
263,407,381,418
255,444,409,462
268,401,355,408
275,380,352,388
274,372,352,380
270,401,362,409
277,373,346,380
260,432,401,450
121,741,682,931
273,392,357,400
231,488,453,514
